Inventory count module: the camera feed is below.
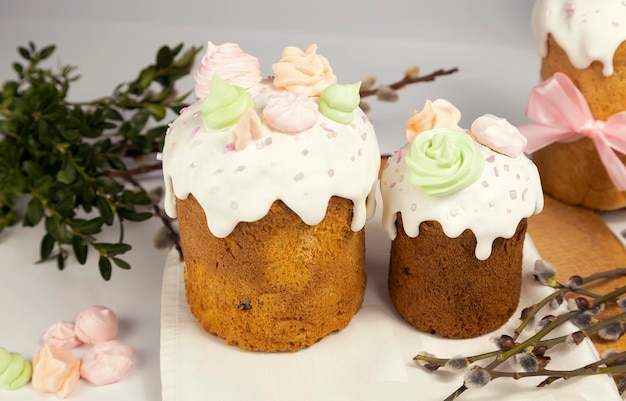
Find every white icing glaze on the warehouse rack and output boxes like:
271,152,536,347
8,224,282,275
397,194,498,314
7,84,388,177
532,0,626,76
381,141,544,260
162,80,380,237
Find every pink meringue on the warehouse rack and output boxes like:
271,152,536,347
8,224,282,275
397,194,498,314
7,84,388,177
80,340,133,386
43,321,83,351
470,114,528,157
74,305,119,345
31,345,80,399
263,91,318,134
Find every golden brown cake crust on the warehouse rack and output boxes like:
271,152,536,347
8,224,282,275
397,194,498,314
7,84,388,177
388,217,527,339
532,35,626,210
177,195,366,352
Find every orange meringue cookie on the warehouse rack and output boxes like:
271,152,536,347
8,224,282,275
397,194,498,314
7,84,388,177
31,345,80,399
43,321,83,351
405,99,462,143
80,340,133,386
74,306,118,345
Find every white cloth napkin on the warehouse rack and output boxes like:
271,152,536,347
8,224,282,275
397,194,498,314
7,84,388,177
161,233,621,401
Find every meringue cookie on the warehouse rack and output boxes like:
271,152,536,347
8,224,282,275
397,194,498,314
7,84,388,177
31,345,80,399
43,321,83,351
0,347,32,390
74,305,119,345
263,91,317,133
470,114,527,157
80,340,133,386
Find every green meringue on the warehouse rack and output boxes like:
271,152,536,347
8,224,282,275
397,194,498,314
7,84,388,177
0,347,32,390
318,82,361,125
201,73,253,130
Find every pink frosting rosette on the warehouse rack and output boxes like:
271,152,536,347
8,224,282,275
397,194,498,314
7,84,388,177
42,321,83,351
470,114,527,157
194,41,263,99
263,91,318,133
80,340,133,386
272,44,337,97
74,305,119,345
406,99,461,142
31,345,80,399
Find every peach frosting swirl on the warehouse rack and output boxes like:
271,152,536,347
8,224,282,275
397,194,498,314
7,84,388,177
80,340,133,386
31,345,80,399
194,42,263,99
406,99,461,142
74,305,119,345
272,44,337,97
43,321,83,351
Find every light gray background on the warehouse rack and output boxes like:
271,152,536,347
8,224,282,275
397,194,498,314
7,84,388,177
0,0,538,153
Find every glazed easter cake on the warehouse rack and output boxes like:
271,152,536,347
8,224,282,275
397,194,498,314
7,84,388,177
161,43,380,352
381,99,544,339
521,0,626,210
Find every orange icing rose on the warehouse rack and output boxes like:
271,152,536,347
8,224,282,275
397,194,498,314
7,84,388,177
271,44,337,97
31,345,81,399
406,99,462,143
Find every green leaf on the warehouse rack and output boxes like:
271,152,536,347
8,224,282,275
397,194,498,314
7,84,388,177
22,160,43,180
96,197,114,225
72,216,104,235
98,256,112,280
56,165,77,184
18,46,30,60
72,235,88,264
39,45,56,60
45,216,72,243
156,46,174,68
40,233,55,261
120,210,153,222
24,197,45,227
12,63,24,76
137,67,157,90
130,109,150,129
57,252,66,270
94,242,131,257
145,104,166,121
112,257,131,270
106,156,126,171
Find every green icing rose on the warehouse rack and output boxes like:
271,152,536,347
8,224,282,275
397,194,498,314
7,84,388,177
405,128,484,196
318,82,361,124
201,74,253,130
0,347,32,390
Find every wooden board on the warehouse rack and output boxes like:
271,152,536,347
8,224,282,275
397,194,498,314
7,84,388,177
528,195,626,355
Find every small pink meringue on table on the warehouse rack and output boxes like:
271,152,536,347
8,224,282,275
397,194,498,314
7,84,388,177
80,340,133,386
42,321,83,351
74,305,119,345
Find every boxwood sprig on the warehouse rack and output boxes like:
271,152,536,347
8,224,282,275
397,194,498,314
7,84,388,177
0,42,200,280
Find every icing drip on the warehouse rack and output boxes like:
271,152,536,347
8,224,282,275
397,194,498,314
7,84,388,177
532,0,626,76
382,141,543,260
163,80,380,237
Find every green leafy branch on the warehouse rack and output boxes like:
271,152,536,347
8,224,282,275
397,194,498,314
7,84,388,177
0,42,200,279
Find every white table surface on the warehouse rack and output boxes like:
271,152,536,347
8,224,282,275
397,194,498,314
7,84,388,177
1,1,623,400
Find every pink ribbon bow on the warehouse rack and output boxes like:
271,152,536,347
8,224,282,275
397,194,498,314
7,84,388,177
519,72,626,190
